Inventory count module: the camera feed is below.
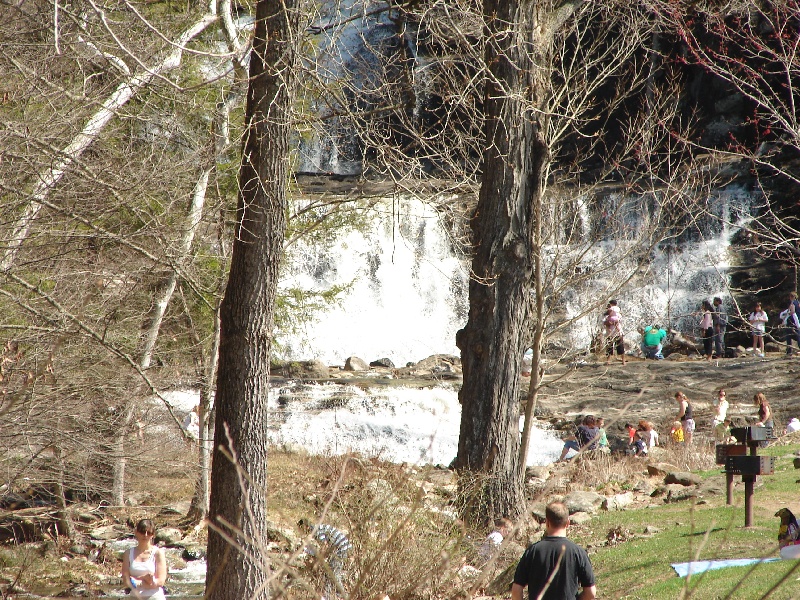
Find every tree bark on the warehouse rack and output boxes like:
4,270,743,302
205,0,298,597
455,1,551,525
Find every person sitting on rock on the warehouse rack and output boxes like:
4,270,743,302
558,415,600,461
641,324,667,359
638,420,659,448
632,430,648,456
714,418,734,444
596,417,610,453
785,418,800,435
624,422,636,446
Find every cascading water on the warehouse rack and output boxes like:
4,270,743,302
278,186,757,363
563,185,757,345
268,382,566,466
275,197,467,367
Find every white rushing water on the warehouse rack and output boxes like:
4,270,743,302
276,197,467,367
276,186,756,364
268,382,565,466
162,386,564,467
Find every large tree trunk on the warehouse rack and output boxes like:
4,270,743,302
205,0,298,597
455,1,552,525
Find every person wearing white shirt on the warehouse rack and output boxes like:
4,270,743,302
748,302,768,357
712,389,729,427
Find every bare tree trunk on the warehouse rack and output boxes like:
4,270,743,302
206,0,299,597
111,142,213,507
189,304,220,521
455,2,547,526
519,179,545,467
53,445,78,540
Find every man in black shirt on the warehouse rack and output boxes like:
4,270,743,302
511,502,596,600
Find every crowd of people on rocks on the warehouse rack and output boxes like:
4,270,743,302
596,291,800,364
554,387,800,463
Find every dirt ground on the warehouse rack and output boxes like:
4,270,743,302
532,352,800,435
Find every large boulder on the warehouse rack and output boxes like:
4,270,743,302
564,491,604,515
88,524,128,541
181,544,206,561
569,511,593,525
271,359,329,379
154,527,183,546
397,354,462,378
370,358,395,368
344,356,369,371
652,484,698,503
602,492,634,511
664,472,702,487
647,462,679,477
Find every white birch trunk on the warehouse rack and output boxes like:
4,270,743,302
0,12,218,273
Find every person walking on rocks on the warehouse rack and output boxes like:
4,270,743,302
121,519,167,600
603,300,626,366
749,302,768,358
781,292,800,357
511,501,596,600
699,300,714,361
676,391,695,444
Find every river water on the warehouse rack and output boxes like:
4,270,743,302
267,380,564,466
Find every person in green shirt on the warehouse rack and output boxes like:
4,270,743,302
596,417,609,452
641,324,667,359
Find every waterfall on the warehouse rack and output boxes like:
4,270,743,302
269,382,565,466
276,196,467,366
556,185,758,349
161,386,566,466
277,185,758,363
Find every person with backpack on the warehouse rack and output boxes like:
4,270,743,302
780,292,800,357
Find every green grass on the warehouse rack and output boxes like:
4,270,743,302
585,443,800,599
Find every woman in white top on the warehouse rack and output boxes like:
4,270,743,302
749,302,768,357
712,389,729,427
699,300,714,361
121,519,167,599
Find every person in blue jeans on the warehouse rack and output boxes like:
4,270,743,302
641,324,667,359
558,415,600,461
782,292,800,356
713,297,728,357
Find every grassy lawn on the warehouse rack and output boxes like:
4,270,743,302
587,443,800,599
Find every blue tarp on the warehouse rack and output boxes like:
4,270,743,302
671,558,780,577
